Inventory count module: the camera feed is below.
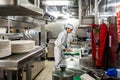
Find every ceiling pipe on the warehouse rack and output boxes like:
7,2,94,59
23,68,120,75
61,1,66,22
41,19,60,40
79,0,82,25
7,16,11,33
34,0,40,8
89,0,92,15
95,0,98,24
98,0,102,5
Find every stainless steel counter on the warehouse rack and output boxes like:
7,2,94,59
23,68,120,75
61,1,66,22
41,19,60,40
0,45,45,70
0,45,45,80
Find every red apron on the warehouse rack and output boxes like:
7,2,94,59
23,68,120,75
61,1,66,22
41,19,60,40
108,23,117,67
96,23,108,67
90,24,98,60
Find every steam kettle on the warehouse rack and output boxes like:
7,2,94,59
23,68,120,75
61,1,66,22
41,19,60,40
52,64,74,80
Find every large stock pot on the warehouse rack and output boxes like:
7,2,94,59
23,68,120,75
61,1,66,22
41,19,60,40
52,65,74,80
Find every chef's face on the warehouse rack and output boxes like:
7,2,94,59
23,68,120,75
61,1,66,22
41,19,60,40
66,28,73,33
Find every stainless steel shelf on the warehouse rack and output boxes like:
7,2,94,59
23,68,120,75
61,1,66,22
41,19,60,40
78,25,91,29
0,18,40,28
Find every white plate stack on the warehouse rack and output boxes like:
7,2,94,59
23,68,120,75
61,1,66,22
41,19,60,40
0,40,11,58
11,40,35,53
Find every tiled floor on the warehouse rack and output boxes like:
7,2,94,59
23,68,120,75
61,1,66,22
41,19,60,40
34,60,55,80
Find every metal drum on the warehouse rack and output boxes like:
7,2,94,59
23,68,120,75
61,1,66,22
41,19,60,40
52,65,74,80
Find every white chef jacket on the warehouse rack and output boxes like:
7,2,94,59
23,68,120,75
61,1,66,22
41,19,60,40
54,30,68,67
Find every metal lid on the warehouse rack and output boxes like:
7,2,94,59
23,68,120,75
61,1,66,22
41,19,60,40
52,65,74,77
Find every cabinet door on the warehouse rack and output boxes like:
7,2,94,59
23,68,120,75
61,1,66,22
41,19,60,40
48,43,54,57
31,52,45,79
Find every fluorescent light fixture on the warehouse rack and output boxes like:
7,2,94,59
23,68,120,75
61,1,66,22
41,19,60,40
42,1,74,5
63,13,71,18
58,13,71,18
98,12,116,17
107,2,120,7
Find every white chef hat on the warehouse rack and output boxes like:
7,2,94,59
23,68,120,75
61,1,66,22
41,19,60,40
64,23,73,30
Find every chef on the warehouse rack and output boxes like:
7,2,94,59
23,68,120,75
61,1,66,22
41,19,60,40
54,23,73,68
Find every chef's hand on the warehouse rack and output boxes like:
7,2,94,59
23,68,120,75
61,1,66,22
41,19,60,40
64,48,72,52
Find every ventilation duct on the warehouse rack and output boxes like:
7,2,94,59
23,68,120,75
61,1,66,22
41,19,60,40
0,0,43,16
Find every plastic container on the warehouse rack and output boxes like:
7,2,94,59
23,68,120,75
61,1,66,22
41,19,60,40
73,76,81,80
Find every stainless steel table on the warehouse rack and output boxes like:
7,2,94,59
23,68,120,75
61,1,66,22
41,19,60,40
0,45,45,80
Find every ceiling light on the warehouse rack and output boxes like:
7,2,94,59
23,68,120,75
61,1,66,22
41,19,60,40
42,1,74,5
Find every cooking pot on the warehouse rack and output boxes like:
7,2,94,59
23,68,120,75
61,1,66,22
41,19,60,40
52,65,74,80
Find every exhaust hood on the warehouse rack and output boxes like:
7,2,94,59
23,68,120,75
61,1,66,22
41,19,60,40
0,0,44,16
